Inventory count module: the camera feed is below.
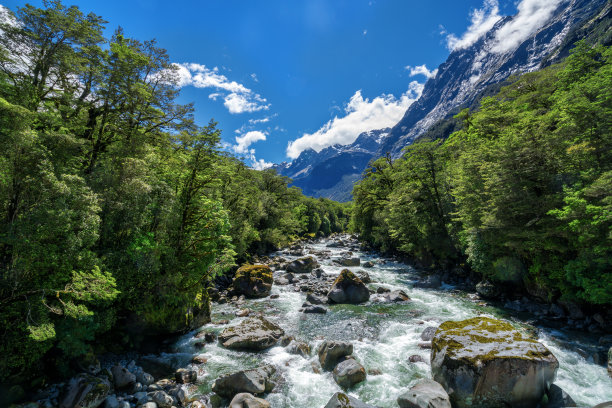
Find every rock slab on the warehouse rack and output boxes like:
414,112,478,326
218,316,284,350
212,365,276,398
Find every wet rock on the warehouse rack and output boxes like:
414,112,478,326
303,304,327,314
306,292,327,305
318,341,353,371
415,274,442,289
608,346,612,378
135,371,154,386
236,308,251,317
229,393,270,408
212,365,276,398
431,317,559,408
333,359,366,389
355,270,371,283
132,392,148,405
195,331,216,343
593,403,612,408
231,264,273,298
280,335,295,347
175,368,197,384
218,316,284,351
408,355,426,363
397,379,451,408
333,257,360,267
386,290,410,302
192,354,208,364
376,287,391,294
363,261,375,268
103,395,120,408
149,390,173,408
543,384,576,407
475,281,500,299
287,341,311,358
418,341,432,349
140,403,157,408
286,256,319,274
558,300,585,320
111,364,136,389
59,373,110,408
367,368,382,375
270,294,279,299
327,269,370,304
420,326,438,341
324,392,377,408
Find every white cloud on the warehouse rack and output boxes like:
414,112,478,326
286,82,423,159
248,116,272,125
491,0,562,53
172,63,269,114
363,29,368,36
252,158,273,170
233,130,267,154
405,64,438,79
445,0,501,50
251,73,259,82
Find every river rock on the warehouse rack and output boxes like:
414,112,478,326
175,368,197,384
232,264,273,298
327,269,370,304
306,292,327,305
543,384,576,407
332,359,366,389
397,379,451,408
324,392,377,408
59,373,110,408
111,364,136,389
420,326,437,341
218,316,284,350
287,341,311,358
608,346,612,378
333,257,360,267
355,270,371,283
149,390,173,408
229,393,270,408
286,256,319,273
212,365,276,398
136,371,154,386
475,281,500,299
431,317,559,408
318,341,353,371
363,261,375,268
302,304,327,314
386,289,410,302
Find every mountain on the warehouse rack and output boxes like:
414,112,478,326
275,0,611,201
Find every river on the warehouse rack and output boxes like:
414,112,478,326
166,236,611,407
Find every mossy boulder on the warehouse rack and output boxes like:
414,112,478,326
232,264,273,298
286,256,319,273
431,317,558,408
59,373,110,408
218,316,284,351
327,269,369,304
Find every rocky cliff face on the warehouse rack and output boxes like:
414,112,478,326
275,0,609,201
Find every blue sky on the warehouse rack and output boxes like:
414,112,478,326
4,0,519,168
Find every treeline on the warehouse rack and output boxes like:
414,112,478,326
0,2,348,386
352,42,611,307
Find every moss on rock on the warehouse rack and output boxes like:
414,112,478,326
232,264,273,298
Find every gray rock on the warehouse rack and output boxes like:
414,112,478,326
593,403,612,408
386,290,410,302
333,257,360,267
212,365,276,398
420,326,438,341
608,346,612,378
355,270,371,283
111,364,136,389
408,355,426,363
475,281,500,299
286,256,319,273
133,391,149,405
140,403,157,408
318,341,353,371
397,379,451,408
431,317,559,408
229,393,270,408
332,359,366,389
324,392,377,408
59,373,110,408
303,305,327,314
327,269,370,304
175,368,197,384
103,395,120,408
218,316,284,351
306,292,327,305
363,261,375,268
287,341,311,358
543,384,576,407
149,391,173,408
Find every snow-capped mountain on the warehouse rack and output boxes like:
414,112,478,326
275,0,610,201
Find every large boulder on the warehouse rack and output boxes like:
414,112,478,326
218,316,284,351
212,365,276,398
59,374,110,408
543,384,576,408
333,257,360,267
232,265,273,298
431,317,559,408
286,256,319,273
229,393,270,408
327,269,370,304
110,364,136,389
324,392,377,408
333,359,366,389
318,341,353,371
397,379,451,408
475,281,500,299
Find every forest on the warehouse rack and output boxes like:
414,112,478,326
0,1,349,386
352,41,612,308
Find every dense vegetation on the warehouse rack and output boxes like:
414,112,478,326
0,2,349,387
353,42,611,307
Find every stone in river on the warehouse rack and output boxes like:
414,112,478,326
231,264,273,298
229,393,270,408
332,359,366,389
318,341,353,371
212,365,276,398
397,378,451,408
324,392,377,408
218,316,284,351
327,269,369,304
286,256,319,273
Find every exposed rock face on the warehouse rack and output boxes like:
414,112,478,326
431,317,559,408
544,384,576,408
229,393,270,408
327,269,370,304
212,365,276,398
333,359,366,389
397,379,452,408
286,256,319,273
324,392,378,408
333,257,360,267
59,374,110,408
218,317,284,351
232,264,273,298
318,341,354,371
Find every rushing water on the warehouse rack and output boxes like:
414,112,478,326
168,237,611,408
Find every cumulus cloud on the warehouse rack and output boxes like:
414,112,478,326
445,0,501,50
173,63,269,114
233,130,267,154
286,82,423,159
252,158,273,170
405,64,438,79
491,0,562,53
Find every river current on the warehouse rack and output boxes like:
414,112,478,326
167,237,611,407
